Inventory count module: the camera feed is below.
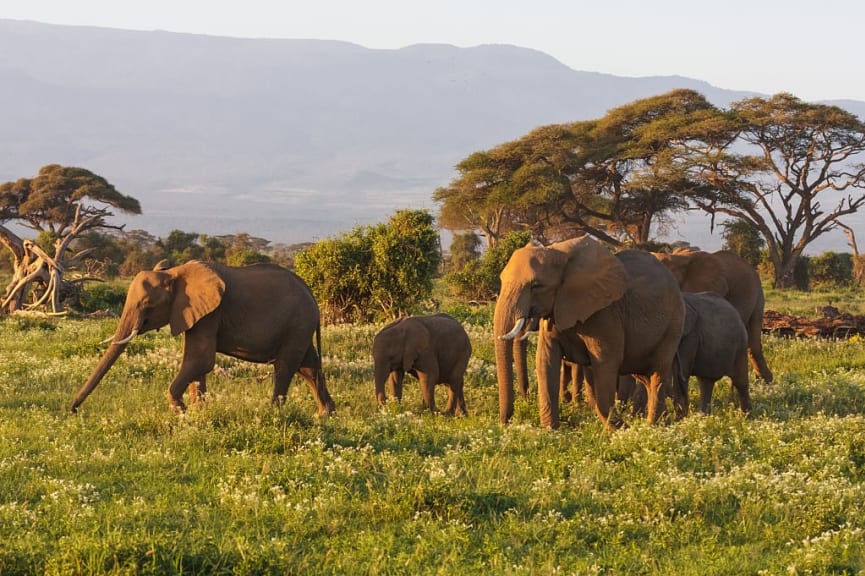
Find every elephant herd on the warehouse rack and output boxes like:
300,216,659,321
70,237,772,431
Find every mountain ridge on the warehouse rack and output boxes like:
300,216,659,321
1,18,863,252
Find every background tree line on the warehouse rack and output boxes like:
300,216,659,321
435,90,865,289
3,90,865,319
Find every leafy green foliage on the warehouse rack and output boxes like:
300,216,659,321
691,94,865,288
808,251,854,287
436,89,716,247
296,210,442,322
225,249,271,267
78,280,129,314
444,231,532,301
2,287,865,574
447,231,482,272
0,164,141,230
721,218,765,265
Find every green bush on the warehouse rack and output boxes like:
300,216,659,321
809,251,853,286
296,209,441,323
78,281,128,314
444,230,532,301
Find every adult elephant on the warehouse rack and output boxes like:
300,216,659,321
70,260,335,416
653,249,773,383
495,237,685,429
372,313,471,415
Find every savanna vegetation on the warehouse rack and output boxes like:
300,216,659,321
1,287,865,575
2,89,865,574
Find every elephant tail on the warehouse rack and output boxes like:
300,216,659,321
314,322,324,384
315,322,324,370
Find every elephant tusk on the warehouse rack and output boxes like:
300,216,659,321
100,335,114,344
498,317,526,340
112,329,139,345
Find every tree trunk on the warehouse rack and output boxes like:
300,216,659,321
839,223,864,286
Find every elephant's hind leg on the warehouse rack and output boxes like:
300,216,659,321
284,344,335,415
747,314,773,383
443,377,467,416
731,352,753,414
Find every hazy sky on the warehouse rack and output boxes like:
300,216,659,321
4,0,864,101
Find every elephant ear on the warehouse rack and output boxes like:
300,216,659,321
553,237,627,328
169,261,226,336
683,252,728,295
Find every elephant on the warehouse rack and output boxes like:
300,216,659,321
495,236,685,429
677,291,752,414
70,260,335,416
653,249,773,383
372,313,472,415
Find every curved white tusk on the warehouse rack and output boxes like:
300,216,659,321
498,317,526,340
100,335,114,344
518,329,532,341
112,329,139,345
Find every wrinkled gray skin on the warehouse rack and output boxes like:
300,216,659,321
495,237,685,429
509,319,580,403
677,292,752,414
654,249,772,384
71,261,335,416
372,313,472,415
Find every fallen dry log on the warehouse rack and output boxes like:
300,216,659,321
763,309,865,339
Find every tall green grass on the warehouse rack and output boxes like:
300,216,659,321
1,295,865,574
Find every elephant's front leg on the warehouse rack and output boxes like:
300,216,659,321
536,330,563,429
168,362,216,412
697,376,716,414
644,369,679,424
588,363,620,429
168,332,216,412
188,375,207,405
390,370,404,402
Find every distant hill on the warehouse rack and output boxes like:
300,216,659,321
1,19,862,251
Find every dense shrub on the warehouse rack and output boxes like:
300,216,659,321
809,251,854,286
444,230,532,301
296,209,441,323
78,281,128,314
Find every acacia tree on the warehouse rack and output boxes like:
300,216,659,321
435,90,715,248
688,93,865,288
0,164,140,313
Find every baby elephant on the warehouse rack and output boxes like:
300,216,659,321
677,292,752,414
373,313,472,415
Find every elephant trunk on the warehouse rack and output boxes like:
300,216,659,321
374,361,392,406
70,316,139,413
70,342,129,412
494,289,526,425
494,336,515,425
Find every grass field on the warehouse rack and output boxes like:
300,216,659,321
2,290,865,575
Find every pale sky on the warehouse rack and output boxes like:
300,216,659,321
3,0,864,102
